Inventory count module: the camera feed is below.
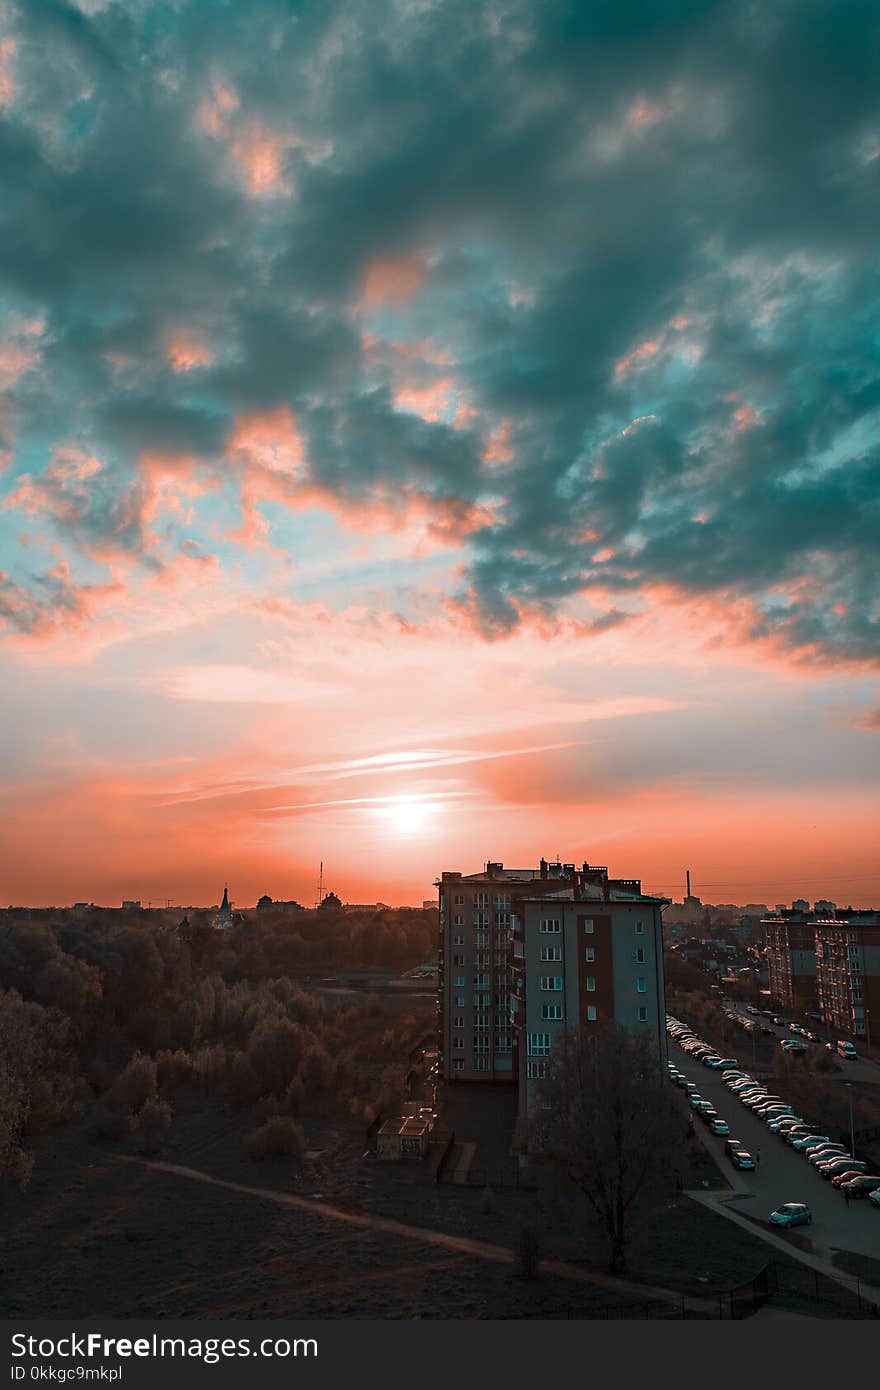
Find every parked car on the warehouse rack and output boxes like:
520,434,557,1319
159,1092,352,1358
868,1189,880,1208
769,1115,804,1134
791,1135,831,1152
689,1093,705,1108
709,1118,730,1135
841,1175,880,1198
769,1203,812,1228
831,1167,867,1188
807,1145,847,1166
731,1149,756,1170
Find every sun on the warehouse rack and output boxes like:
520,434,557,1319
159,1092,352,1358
381,795,436,835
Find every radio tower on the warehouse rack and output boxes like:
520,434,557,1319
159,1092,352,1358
315,860,323,909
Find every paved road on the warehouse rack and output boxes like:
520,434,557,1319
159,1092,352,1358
673,1047,880,1260
725,1007,880,1085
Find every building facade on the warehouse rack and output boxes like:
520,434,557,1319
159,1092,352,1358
437,860,577,1081
437,859,668,1139
814,914,880,1044
509,865,667,1139
763,912,818,1011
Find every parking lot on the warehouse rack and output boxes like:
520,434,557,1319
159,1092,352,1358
671,1042,880,1261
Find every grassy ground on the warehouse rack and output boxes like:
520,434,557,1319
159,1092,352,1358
1,1082,869,1319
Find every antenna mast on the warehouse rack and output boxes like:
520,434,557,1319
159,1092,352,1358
686,869,691,899
315,860,323,909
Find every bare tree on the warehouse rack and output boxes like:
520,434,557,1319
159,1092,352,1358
530,1022,681,1273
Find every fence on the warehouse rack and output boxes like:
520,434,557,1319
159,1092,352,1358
452,1165,540,1191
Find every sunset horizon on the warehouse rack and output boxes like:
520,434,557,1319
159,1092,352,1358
1,0,878,911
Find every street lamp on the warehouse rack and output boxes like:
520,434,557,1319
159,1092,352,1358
845,1081,855,1158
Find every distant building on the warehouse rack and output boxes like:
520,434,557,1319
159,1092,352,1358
814,900,837,916
215,886,233,928
318,891,342,912
121,900,141,911
422,899,437,911
815,913,880,1043
763,911,818,1011
792,899,810,914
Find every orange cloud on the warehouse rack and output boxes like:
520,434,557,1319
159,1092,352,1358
0,37,16,109
228,406,306,478
165,332,214,373
228,122,292,197
361,257,426,307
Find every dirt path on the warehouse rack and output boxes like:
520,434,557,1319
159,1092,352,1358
114,1155,716,1315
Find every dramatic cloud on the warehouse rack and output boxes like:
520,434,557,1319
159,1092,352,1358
0,0,876,662
0,0,878,903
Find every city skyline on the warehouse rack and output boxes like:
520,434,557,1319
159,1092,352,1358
1,2,878,907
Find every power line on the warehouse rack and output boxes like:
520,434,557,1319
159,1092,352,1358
647,873,879,887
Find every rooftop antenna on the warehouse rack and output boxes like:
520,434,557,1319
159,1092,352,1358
686,869,691,899
315,860,323,909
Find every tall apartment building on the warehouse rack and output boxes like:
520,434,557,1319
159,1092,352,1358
814,913,880,1044
763,911,819,1011
437,860,577,1082
509,864,667,1141
436,860,668,1140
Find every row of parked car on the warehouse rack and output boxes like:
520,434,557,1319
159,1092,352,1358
666,1015,880,1225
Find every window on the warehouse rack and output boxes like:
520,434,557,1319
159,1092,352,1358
528,1032,551,1056
585,976,596,992
636,977,646,993
453,1016,464,1028
635,946,645,963
473,972,489,988
540,918,561,934
527,1060,549,1079
454,974,465,987
495,1034,511,1052
540,945,562,962
454,895,464,906
453,1037,464,1050
453,1058,465,1071
453,915,464,928
473,1057,490,1072
493,894,511,911
585,1006,597,1022
453,933,464,945
583,919,594,934
638,1006,648,1022
453,954,465,966
542,1004,564,1020
584,946,595,963
455,995,465,1008
473,1035,489,1052
540,976,563,991
635,920,644,934
474,912,490,929
475,892,490,908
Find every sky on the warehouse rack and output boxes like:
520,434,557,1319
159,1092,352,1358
0,0,878,910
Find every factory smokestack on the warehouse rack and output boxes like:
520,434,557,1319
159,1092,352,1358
686,869,691,898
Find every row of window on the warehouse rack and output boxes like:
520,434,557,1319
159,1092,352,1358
538,917,646,934
527,1008,651,1056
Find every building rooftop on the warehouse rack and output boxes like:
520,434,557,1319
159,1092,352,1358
379,1117,431,1137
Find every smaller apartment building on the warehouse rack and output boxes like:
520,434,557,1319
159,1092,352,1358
814,914,880,1044
763,915,818,1011
509,865,667,1141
